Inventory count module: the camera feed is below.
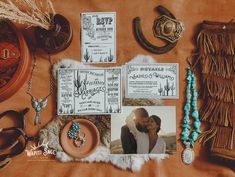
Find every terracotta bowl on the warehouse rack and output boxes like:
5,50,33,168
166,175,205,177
60,119,100,158
0,20,31,102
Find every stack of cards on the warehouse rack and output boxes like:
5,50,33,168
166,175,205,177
57,12,178,155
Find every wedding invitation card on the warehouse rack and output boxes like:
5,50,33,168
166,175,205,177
125,63,179,99
58,68,122,115
81,12,116,64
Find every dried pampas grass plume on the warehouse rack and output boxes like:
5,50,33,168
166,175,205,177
0,0,56,30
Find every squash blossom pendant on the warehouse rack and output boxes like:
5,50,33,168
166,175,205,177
181,67,201,165
31,98,48,125
26,54,53,126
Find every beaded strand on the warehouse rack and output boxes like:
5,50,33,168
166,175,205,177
181,67,201,147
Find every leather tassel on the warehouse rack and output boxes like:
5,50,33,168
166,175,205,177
200,55,235,79
199,126,234,150
200,99,234,127
201,74,235,103
212,126,234,150
199,32,235,55
198,126,218,146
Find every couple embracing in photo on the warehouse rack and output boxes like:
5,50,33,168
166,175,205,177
121,108,166,154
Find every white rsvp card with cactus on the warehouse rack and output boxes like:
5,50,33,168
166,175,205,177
125,63,179,99
57,68,122,115
81,12,116,64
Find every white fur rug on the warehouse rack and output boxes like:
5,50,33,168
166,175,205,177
47,54,167,172
52,54,158,79
56,147,167,172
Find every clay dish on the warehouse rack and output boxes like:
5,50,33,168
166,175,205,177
60,119,100,158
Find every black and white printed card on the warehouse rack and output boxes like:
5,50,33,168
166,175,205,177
58,68,122,115
81,12,116,64
125,63,179,99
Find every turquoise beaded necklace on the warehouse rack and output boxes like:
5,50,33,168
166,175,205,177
181,67,201,165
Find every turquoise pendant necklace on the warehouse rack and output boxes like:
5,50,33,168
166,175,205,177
26,53,53,125
181,67,201,165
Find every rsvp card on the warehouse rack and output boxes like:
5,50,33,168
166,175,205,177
81,12,116,64
125,63,179,99
58,68,122,115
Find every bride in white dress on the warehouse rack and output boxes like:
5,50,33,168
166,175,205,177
126,113,166,154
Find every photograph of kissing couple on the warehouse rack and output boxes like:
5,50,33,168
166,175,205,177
111,106,176,154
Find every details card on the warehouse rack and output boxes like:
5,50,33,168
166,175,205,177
125,63,179,99
58,68,122,115
81,12,116,64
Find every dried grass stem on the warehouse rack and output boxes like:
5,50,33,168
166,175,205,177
0,0,56,30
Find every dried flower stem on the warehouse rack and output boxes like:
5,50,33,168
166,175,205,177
0,0,56,30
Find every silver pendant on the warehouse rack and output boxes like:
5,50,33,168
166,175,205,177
182,142,195,165
31,98,48,125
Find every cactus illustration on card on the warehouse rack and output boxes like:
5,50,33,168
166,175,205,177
83,48,91,63
81,12,116,63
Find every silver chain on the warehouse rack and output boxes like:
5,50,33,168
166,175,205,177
26,51,54,99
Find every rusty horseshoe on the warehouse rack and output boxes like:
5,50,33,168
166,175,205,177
133,5,184,54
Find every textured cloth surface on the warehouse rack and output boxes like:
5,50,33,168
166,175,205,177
1,0,235,176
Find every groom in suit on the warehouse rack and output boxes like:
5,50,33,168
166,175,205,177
121,108,149,154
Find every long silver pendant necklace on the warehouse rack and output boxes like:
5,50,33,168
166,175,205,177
181,67,201,165
26,52,53,125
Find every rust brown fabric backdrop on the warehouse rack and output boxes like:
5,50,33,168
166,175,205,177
0,0,235,176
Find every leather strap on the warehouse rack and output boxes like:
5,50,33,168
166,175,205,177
0,127,37,161
0,158,11,171
0,108,29,151
0,128,27,161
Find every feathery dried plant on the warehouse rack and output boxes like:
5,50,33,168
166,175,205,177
0,0,56,30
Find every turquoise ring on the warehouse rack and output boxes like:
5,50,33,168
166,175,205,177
68,122,81,139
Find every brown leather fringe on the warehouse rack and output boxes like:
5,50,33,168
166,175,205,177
201,74,235,103
196,21,235,160
212,126,234,150
199,54,235,79
198,31,235,55
200,98,234,127
198,126,218,146
199,126,235,150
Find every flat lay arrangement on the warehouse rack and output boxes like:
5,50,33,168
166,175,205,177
0,0,235,177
